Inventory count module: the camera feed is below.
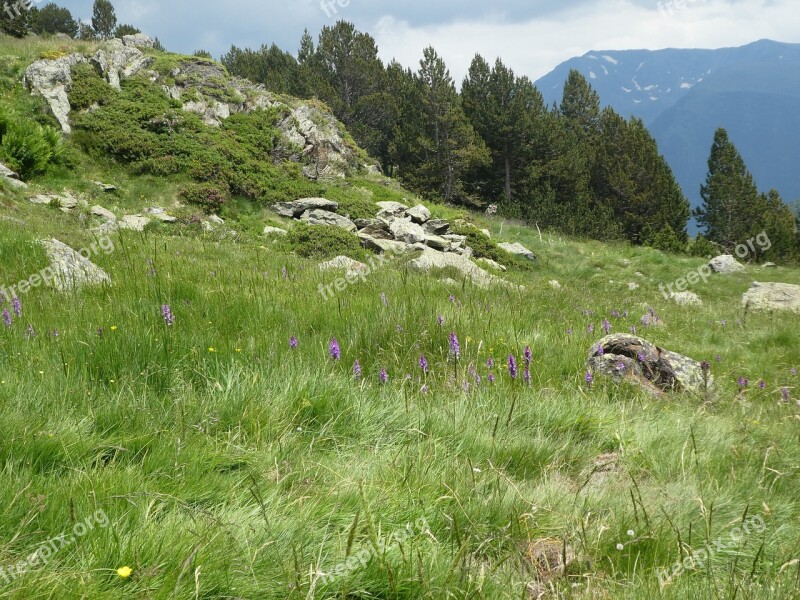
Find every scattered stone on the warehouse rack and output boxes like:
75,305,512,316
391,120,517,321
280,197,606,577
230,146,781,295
424,219,450,235
389,219,426,244
353,218,374,230
477,258,507,272
498,241,536,261
30,193,80,212
742,281,800,313
360,224,393,240
588,334,712,396
40,238,111,291
91,205,116,221
0,162,27,189
207,214,225,225
405,204,431,224
375,201,408,218
628,282,639,291
91,180,117,192
424,234,451,251
709,254,745,274
118,214,151,231
670,291,702,306
318,256,368,275
549,280,562,290
274,198,338,218
357,233,408,254
300,209,357,232
409,249,518,290
480,229,492,238
263,225,288,236
145,207,177,223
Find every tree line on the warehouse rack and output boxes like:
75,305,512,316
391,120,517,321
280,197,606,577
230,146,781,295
221,21,799,257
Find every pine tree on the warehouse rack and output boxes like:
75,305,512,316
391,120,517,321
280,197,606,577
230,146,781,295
695,128,761,249
30,3,78,37
0,0,32,38
91,0,117,40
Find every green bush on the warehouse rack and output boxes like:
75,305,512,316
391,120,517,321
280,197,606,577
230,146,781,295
284,222,366,260
646,225,687,254
449,224,534,271
69,63,116,110
688,233,723,258
0,106,63,179
179,182,229,214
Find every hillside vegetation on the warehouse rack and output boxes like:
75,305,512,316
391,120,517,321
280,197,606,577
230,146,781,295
0,34,799,600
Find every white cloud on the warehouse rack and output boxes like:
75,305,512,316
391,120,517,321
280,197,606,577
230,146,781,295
372,0,800,82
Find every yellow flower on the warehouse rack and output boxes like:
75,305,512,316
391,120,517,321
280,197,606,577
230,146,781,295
110,326,118,331
235,348,242,353
116,566,132,578
208,347,216,353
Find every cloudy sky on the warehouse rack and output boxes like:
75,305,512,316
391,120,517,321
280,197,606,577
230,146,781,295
52,0,800,81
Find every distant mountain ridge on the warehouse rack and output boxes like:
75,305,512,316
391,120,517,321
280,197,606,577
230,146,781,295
535,39,800,218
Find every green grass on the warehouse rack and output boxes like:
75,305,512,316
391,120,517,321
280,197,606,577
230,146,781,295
0,33,799,600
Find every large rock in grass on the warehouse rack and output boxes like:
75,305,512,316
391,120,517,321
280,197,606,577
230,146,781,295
41,238,111,291
588,334,712,396
409,249,518,290
709,254,745,274
742,281,800,313
670,291,702,306
274,198,338,218
0,162,27,189
424,219,450,235
300,209,357,232
498,242,536,262
23,53,88,133
405,204,431,224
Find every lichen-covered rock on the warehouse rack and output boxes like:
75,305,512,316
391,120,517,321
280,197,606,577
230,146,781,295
121,33,156,49
742,281,800,313
263,226,288,236
409,249,519,290
273,198,338,218
424,219,450,235
405,204,431,224
41,238,111,291
23,53,87,133
709,254,745,274
300,209,357,232
389,219,426,244
498,242,536,261
671,291,702,306
588,334,712,396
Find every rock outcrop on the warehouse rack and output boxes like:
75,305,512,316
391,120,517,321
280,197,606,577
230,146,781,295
588,334,712,396
742,281,800,313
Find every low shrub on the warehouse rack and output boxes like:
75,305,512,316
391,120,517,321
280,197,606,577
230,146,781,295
0,106,63,179
179,182,229,214
68,63,115,110
449,224,533,271
284,222,366,260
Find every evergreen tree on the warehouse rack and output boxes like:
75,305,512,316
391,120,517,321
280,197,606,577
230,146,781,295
113,23,140,38
220,44,300,96
695,128,761,249
77,20,96,40
757,189,798,261
0,1,32,37
91,0,117,40
559,69,601,137
30,3,78,37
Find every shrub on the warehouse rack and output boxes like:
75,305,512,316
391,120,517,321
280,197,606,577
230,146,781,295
646,225,686,254
284,222,366,260
69,63,115,110
0,107,63,179
179,182,229,214
689,234,723,258
449,224,533,271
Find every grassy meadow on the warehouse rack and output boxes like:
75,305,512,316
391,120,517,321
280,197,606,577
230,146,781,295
0,32,799,600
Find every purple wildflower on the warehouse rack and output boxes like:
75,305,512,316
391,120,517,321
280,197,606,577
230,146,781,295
523,367,531,386
715,355,722,363
449,294,456,303
524,346,533,366
329,338,341,360
462,381,470,392
289,336,298,349
12,297,21,318
791,368,797,377
587,323,595,334
758,380,766,390
602,319,612,335
597,344,605,356
637,353,646,363
488,373,496,384
487,357,494,369
630,325,637,335
508,354,518,379
449,332,461,360
617,362,626,371
419,355,429,374
379,368,388,384
421,384,429,394
437,315,445,326
781,387,790,401
353,360,362,379
161,304,175,327
649,307,655,317
738,377,749,389
2,309,11,327
700,361,711,374
585,371,594,386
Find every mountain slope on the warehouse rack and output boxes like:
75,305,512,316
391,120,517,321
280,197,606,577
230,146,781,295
536,39,800,210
